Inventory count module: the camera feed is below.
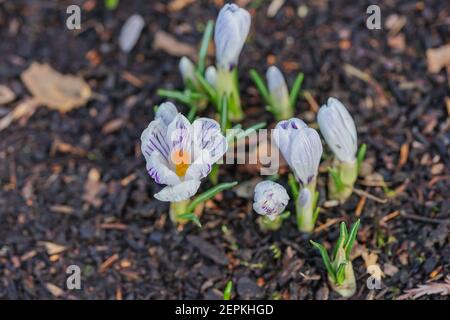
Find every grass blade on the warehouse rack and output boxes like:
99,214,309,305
335,262,347,285
328,166,344,192
195,71,218,106
288,174,299,199
220,95,229,131
310,240,335,282
332,222,348,260
223,280,233,300
344,219,360,259
249,69,271,105
288,72,304,109
187,181,238,213
197,20,214,74
177,213,202,228
357,143,367,173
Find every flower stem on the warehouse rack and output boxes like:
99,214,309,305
328,159,358,203
169,200,191,225
216,67,243,122
296,180,317,233
257,216,283,232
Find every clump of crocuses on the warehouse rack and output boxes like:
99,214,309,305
272,118,323,232
311,219,360,298
318,98,366,203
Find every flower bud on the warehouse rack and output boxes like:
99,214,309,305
205,65,217,87
266,66,290,117
253,181,289,221
179,56,197,87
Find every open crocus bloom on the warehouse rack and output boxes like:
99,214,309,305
141,102,228,202
272,118,323,185
253,181,289,221
317,97,357,163
214,3,251,69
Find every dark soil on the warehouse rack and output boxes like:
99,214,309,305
0,0,449,300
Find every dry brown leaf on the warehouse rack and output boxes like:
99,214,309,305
21,62,91,112
0,98,39,131
168,0,195,12
102,118,126,134
426,44,450,73
82,168,105,208
45,283,65,297
0,85,16,105
39,241,68,255
153,30,196,59
397,276,450,300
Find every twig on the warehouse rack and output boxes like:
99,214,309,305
353,188,388,204
400,211,450,225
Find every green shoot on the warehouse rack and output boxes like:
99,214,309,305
357,143,367,173
223,280,233,300
186,181,238,213
197,21,214,74
288,72,304,109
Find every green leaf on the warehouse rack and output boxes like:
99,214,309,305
328,166,344,192
357,143,367,174
310,240,335,282
332,222,348,260
335,262,347,285
220,95,229,132
187,104,198,122
208,163,219,185
177,213,202,228
249,69,271,105
223,280,233,300
279,211,291,220
187,181,238,213
312,206,320,226
197,20,214,74
344,219,360,259
195,71,218,106
157,89,192,105
105,0,119,10
288,72,304,110
288,174,299,199
235,122,266,140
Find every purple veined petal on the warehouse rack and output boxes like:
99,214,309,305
166,113,193,159
156,102,178,126
154,179,201,202
272,118,307,165
192,118,228,164
141,118,170,161
297,188,311,209
289,127,323,185
253,180,290,219
147,152,180,186
185,150,212,180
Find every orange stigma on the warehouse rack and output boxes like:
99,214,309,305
171,149,190,177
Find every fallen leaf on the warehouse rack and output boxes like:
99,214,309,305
426,44,450,73
267,0,285,17
119,14,145,53
45,283,65,297
82,168,105,207
0,98,39,131
0,85,16,105
168,0,195,12
39,241,68,255
102,118,126,134
397,276,450,300
21,62,91,112
153,30,196,59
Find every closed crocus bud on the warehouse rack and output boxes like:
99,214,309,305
266,66,291,119
179,56,197,88
205,66,217,87
317,97,357,163
318,97,359,203
214,3,251,69
253,181,289,221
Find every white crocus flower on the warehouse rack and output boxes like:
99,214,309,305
141,102,228,202
272,118,323,185
317,97,357,163
214,3,251,69
266,66,290,115
179,56,197,87
253,181,289,221
205,66,217,87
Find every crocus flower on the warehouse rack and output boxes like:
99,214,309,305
272,118,323,232
317,97,357,163
205,66,217,87
253,180,289,221
141,102,228,202
179,56,197,88
272,118,323,185
266,66,290,119
214,3,251,69
317,97,360,203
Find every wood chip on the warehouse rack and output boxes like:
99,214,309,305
355,195,366,217
267,0,285,18
46,283,64,297
0,85,16,105
426,44,450,73
99,253,119,273
39,241,68,255
102,118,126,134
50,204,75,215
0,98,39,131
21,63,91,112
168,0,195,12
398,142,409,168
153,30,196,59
